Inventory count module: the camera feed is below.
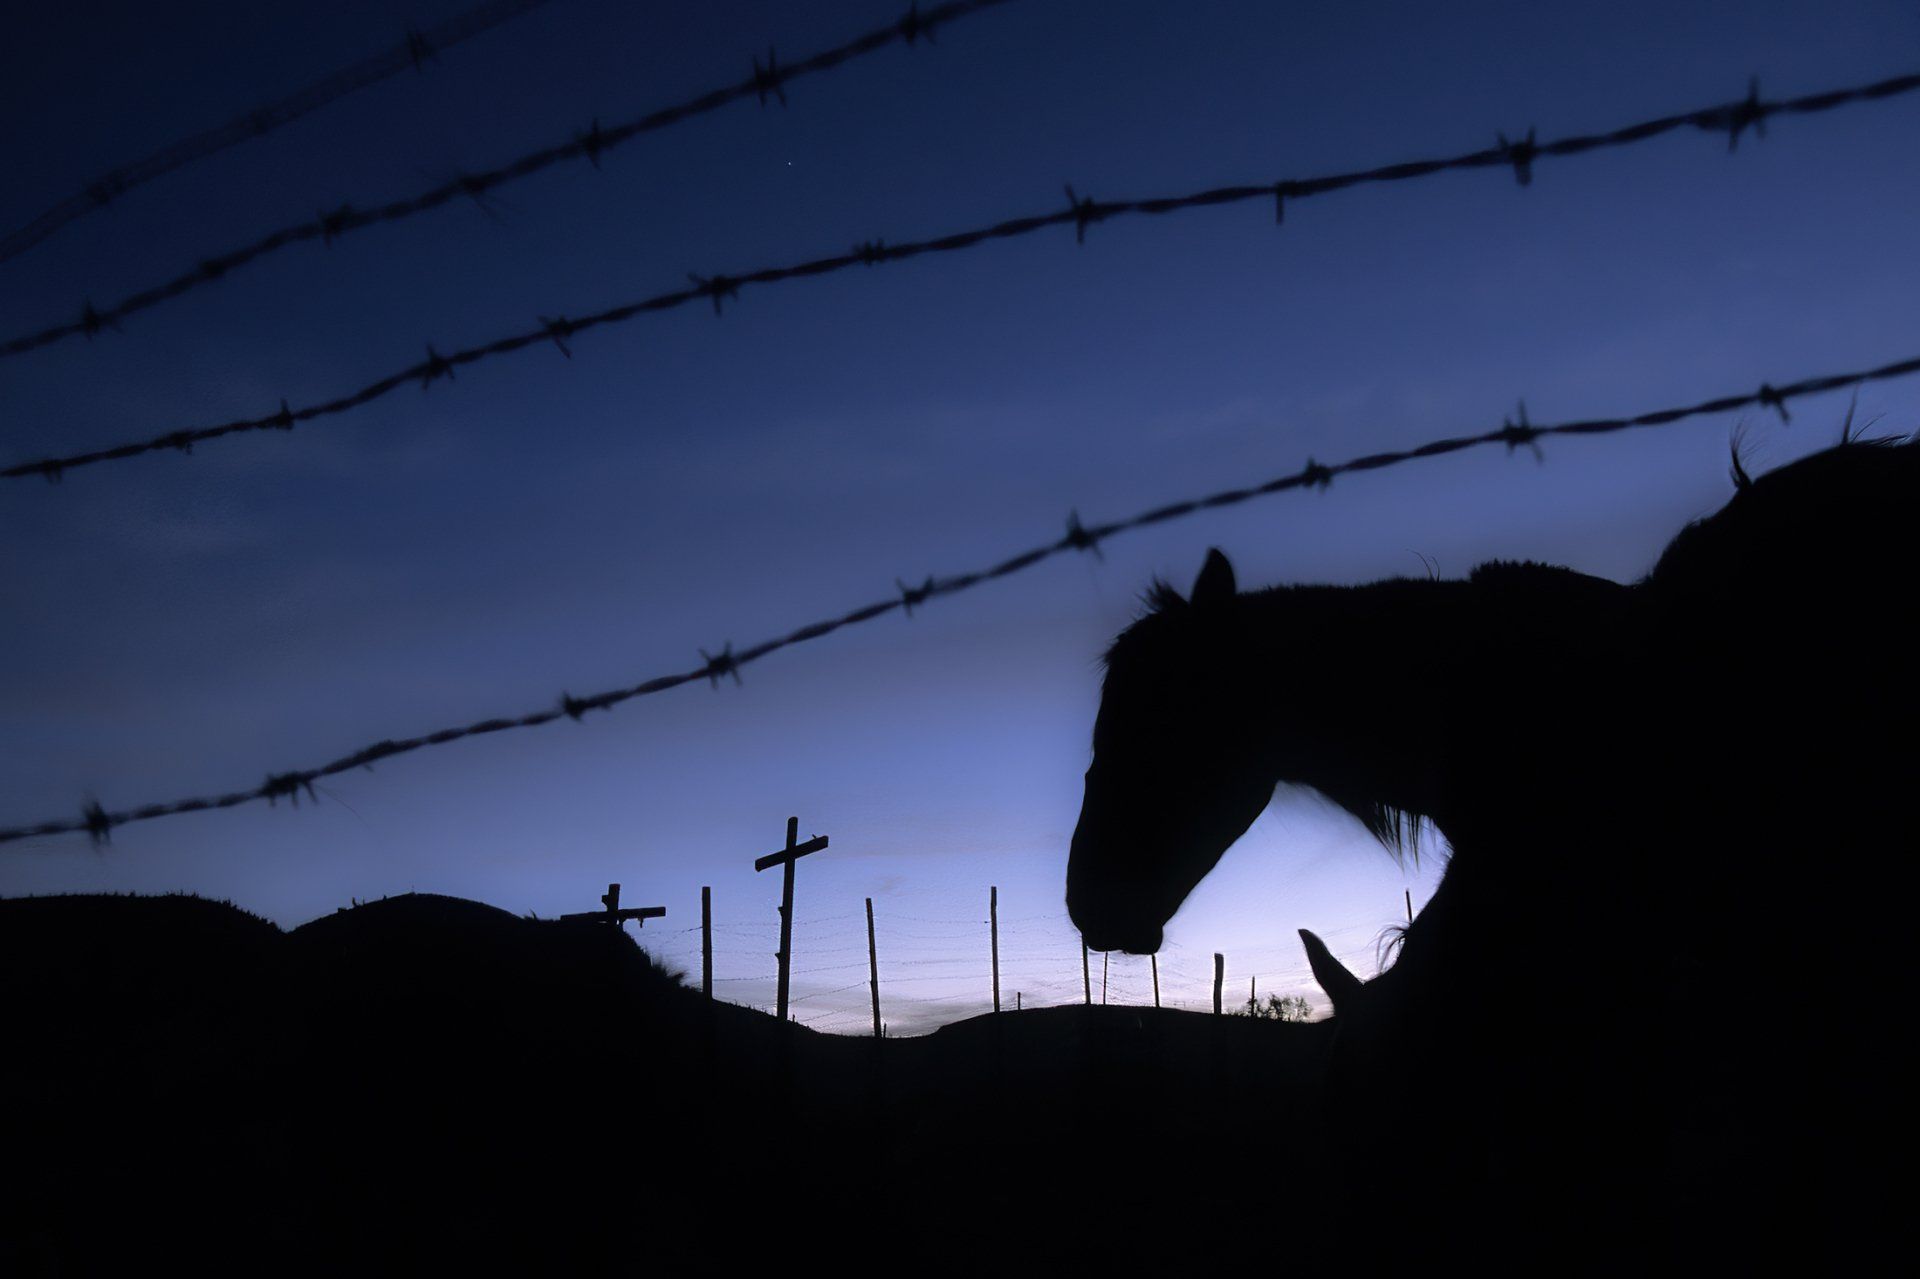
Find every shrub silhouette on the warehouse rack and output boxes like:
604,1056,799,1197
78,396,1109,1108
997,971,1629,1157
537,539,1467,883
1236,992,1313,1021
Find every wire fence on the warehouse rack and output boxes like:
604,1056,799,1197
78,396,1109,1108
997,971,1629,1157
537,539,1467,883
0,0,1017,361
622,902,1355,1036
0,0,559,266
6,347,1914,848
6,66,1915,482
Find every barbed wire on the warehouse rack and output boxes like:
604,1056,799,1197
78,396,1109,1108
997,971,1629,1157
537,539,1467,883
791,981,871,1003
0,0,560,267
7,66,1916,482
5,348,1913,847
0,0,1017,362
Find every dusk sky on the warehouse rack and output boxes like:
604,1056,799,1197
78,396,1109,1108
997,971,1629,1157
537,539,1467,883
3,0,1916,1034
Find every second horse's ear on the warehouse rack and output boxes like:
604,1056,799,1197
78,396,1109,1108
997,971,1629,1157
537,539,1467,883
1191,548,1237,607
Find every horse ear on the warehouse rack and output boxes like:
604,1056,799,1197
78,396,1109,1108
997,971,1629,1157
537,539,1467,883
1299,928,1363,1013
1191,548,1237,607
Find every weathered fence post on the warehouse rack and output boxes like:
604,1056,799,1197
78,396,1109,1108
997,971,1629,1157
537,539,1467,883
1151,954,1160,1008
777,828,795,1021
1213,953,1224,1015
1250,975,1256,1013
752,815,829,1023
866,896,881,1039
701,885,713,999
1082,938,1092,1005
1406,888,1414,924
1102,952,1109,1005
990,886,1001,1014
560,883,665,931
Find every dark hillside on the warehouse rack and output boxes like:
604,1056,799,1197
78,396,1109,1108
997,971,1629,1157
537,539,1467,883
2,893,1341,1273
1,894,292,1272
12,887,1817,1270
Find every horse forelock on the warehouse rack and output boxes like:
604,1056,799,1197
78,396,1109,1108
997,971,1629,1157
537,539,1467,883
1101,579,1190,670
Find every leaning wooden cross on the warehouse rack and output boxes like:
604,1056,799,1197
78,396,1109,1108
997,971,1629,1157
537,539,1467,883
561,882,665,931
753,816,829,1022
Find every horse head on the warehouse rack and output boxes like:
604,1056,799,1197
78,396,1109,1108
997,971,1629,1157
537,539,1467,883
1066,550,1272,953
1067,547,1631,956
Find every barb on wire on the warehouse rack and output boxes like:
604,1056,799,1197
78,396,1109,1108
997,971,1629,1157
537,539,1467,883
897,575,936,616
5,349,1917,847
1064,509,1103,559
1500,402,1542,460
688,274,740,316
1064,185,1104,244
1758,382,1792,423
406,28,437,74
1726,77,1768,151
699,645,743,688
752,46,788,109
0,0,1018,361
0,0,557,267
1496,129,1538,186
8,66,1919,483
538,315,576,358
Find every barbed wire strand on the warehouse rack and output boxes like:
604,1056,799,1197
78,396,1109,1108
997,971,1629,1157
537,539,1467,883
0,0,1018,361
5,349,1915,847
7,67,1916,481
0,0,560,267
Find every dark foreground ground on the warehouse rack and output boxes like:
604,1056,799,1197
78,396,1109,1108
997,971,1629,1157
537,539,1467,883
0,892,1836,1274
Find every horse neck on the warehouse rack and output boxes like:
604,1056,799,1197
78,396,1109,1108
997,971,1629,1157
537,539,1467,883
1229,580,1471,832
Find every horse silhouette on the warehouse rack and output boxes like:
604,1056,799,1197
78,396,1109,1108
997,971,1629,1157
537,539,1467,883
1067,434,1918,1259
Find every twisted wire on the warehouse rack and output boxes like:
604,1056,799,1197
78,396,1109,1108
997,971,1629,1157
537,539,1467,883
0,0,1017,360
6,66,1915,483
5,348,1911,846
0,0,559,265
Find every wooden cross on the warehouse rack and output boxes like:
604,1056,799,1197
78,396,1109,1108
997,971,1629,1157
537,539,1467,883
560,882,665,931
753,816,829,1022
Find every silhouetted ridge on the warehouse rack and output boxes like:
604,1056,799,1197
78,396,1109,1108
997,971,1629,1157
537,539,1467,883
0,888,281,937
1,890,1330,1272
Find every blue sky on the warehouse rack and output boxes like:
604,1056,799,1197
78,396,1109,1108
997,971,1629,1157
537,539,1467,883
3,0,1916,1033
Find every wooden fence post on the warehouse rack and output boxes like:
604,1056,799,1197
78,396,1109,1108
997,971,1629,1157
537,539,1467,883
990,886,1000,1014
1152,954,1160,1008
752,815,829,1024
1082,939,1091,1005
1102,952,1109,1005
560,883,665,931
1213,953,1224,1015
701,886,712,999
865,896,881,1039
778,830,795,1021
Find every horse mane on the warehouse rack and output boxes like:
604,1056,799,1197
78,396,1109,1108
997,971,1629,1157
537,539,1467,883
1375,922,1410,973
1106,573,1439,862
1141,578,1187,615
1367,805,1429,863
1651,434,1916,586
1100,578,1189,669
1318,784,1427,865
